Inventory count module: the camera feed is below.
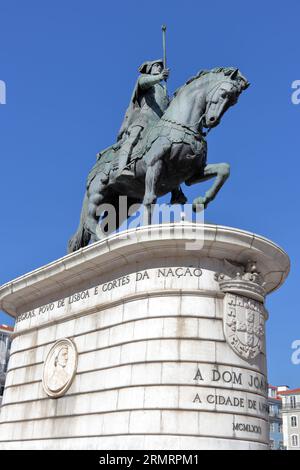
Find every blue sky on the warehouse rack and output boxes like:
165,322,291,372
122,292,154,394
0,0,299,388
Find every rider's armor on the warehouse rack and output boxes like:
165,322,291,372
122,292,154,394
116,60,169,177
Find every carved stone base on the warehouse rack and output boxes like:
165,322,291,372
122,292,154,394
0,224,289,449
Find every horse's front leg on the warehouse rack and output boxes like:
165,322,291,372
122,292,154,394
143,160,163,224
190,163,230,211
143,138,169,224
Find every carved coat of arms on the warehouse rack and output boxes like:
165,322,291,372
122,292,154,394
224,293,266,360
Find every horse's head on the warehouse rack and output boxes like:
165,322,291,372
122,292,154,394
203,68,249,128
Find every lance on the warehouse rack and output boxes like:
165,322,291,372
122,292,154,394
161,24,167,89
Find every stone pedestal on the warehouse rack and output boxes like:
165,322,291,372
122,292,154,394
0,223,289,449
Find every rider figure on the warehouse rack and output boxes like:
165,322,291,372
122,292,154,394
116,60,187,204
116,59,169,177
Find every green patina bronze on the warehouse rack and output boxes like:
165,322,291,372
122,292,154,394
68,65,249,253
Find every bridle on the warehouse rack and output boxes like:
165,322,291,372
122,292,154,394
161,79,239,137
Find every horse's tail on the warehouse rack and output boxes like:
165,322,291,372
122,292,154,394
68,192,91,253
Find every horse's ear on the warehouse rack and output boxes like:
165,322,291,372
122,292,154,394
230,68,239,80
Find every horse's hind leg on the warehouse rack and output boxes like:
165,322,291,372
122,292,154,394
98,196,141,237
68,192,91,253
86,174,107,241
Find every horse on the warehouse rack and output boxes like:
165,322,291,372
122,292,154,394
68,67,249,253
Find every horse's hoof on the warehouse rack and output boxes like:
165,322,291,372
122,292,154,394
170,195,188,205
192,203,204,213
143,197,156,206
192,197,206,212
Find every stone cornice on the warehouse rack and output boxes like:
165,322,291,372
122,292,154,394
0,223,290,317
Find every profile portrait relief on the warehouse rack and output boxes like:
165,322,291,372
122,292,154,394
42,339,77,398
48,346,69,392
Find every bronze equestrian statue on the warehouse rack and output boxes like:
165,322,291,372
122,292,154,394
68,66,249,253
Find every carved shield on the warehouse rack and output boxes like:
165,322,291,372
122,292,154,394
223,293,266,360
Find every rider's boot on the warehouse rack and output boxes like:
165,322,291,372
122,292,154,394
115,126,142,180
115,150,135,181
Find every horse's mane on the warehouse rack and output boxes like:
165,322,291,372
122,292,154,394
173,67,247,97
